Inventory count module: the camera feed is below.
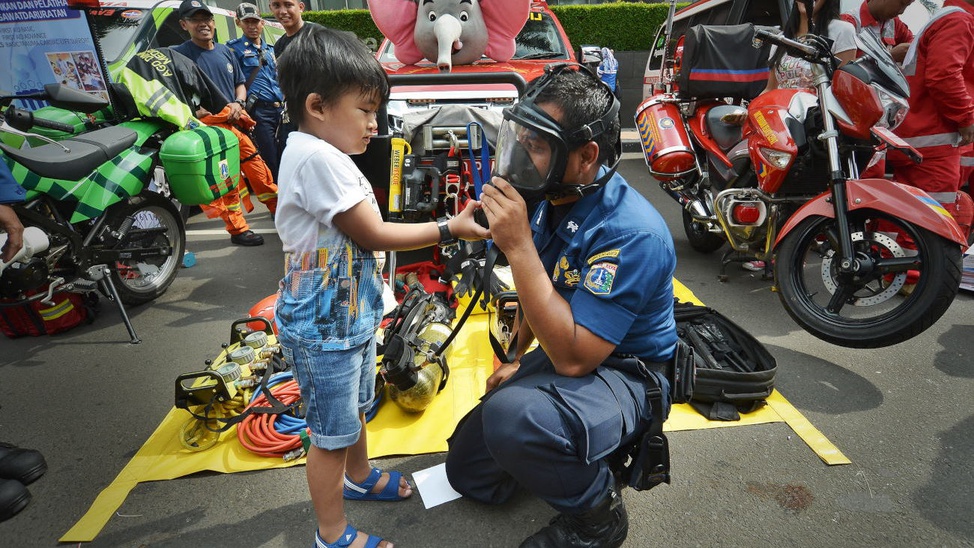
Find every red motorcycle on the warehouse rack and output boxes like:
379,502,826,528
636,23,966,348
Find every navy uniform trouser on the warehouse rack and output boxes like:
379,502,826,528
445,348,667,514
249,101,283,184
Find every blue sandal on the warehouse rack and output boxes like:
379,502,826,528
343,467,409,501
315,524,383,548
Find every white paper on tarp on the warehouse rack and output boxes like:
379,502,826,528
412,463,462,509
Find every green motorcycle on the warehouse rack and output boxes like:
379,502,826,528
1,84,239,343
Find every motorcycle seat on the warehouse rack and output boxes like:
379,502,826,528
0,126,138,182
706,105,745,151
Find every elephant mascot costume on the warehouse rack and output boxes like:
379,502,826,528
369,0,531,71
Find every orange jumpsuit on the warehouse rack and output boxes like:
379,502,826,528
199,106,278,234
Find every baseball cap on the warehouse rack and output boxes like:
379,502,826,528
235,3,261,21
178,0,212,19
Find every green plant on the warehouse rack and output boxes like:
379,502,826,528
298,2,689,52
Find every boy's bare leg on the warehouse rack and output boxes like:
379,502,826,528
307,444,393,548
344,414,413,498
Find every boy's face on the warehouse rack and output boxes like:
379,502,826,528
305,90,380,155
269,0,304,32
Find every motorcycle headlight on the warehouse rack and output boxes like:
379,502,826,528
875,86,909,130
759,147,792,170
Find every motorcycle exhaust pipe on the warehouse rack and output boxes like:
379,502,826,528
0,226,50,275
685,199,712,223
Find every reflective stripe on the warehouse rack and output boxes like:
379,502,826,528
961,156,974,167
38,299,75,321
145,86,172,116
902,7,964,76
901,132,961,148
928,192,959,202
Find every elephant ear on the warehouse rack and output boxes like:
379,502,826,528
369,0,425,64
481,0,531,62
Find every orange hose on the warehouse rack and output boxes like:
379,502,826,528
236,380,304,458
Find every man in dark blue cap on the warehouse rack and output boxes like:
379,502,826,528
228,3,285,183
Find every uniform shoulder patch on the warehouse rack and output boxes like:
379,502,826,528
584,261,617,295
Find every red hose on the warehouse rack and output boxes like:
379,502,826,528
236,380,304,458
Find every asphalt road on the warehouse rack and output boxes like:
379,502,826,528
1,155,972,547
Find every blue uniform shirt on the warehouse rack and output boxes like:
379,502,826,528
531,169,678,362
173,41,244,104
0,162,26,204
226,38,283,103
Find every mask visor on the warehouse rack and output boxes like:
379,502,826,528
493,115,565,194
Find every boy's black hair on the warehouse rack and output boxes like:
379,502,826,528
533,68,620,165
277,25,390,127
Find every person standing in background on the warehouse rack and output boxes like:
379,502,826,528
228,3,285,184
888,0,974,237
269,0,325,157
841,0,915,62
174,0,277,246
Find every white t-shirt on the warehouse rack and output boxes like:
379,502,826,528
773,19,858,89
275,131,383,254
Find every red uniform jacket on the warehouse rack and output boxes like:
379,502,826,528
895,0,974,158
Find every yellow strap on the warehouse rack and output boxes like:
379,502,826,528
766,390,851,465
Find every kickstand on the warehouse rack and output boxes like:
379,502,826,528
98,273,141,344
718,249,763,282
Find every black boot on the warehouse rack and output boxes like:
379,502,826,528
0,478,30,522
519,485,629,548
0,442,47,485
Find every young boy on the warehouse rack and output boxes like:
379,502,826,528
275,26,489,548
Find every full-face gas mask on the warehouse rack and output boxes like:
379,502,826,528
493,63,621,202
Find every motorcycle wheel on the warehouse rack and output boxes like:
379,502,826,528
104,191,186,306
683,209,725,253
775,211,961,348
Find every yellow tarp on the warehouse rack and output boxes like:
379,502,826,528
61,279,848,543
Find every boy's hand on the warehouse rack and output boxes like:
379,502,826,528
449,200,491,241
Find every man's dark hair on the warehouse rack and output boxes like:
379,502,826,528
534,68,620,165
277,25,389,127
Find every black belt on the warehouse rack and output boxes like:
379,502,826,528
253,99,283,108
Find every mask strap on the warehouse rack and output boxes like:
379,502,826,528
547,157,621,201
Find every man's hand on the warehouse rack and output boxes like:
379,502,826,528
959,123,974,146
0,204,25,264
891,43,910,64
485,360,519,393
195,107,212,119
480,177,533,256
228,101,243,122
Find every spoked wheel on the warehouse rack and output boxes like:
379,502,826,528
775,211,961,348
682,209,726,253
105,191,186,306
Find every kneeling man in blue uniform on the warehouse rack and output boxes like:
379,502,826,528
446,65,678,548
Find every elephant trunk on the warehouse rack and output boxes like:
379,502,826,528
434,15,463,72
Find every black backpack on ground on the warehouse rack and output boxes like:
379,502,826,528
674,299,777,421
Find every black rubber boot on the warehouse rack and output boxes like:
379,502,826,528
519,485,629,548
0,479,30,522
0,442,47,485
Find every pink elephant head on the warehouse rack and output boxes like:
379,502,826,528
370,0,531,71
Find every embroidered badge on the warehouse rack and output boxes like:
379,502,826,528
564,269,580,287
566,220,580,233
584,262,617,295
587,249,620,264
